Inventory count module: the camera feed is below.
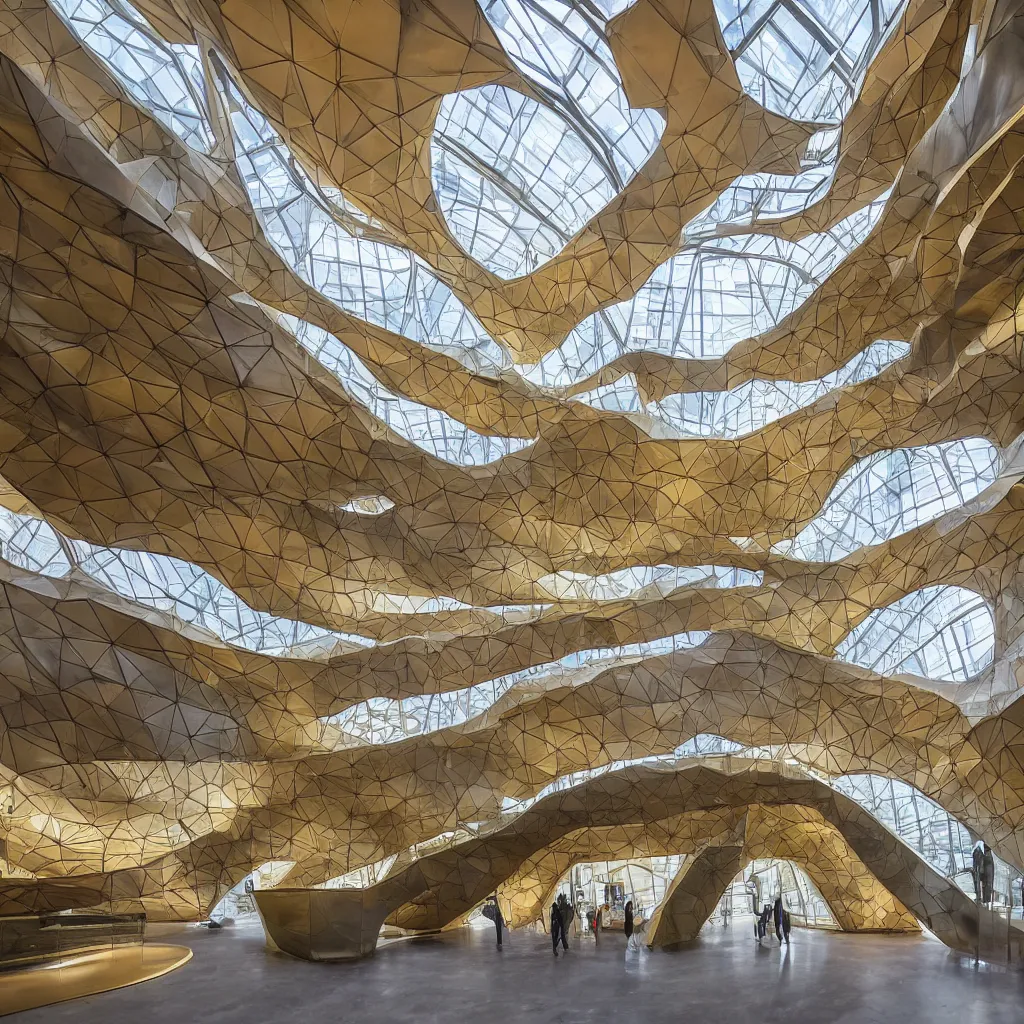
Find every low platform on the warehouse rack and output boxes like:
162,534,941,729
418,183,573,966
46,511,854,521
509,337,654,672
0,943,192,1016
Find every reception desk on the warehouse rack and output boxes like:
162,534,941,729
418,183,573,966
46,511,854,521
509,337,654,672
254,888,393,961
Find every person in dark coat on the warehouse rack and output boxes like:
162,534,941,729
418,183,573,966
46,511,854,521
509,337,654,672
982,845,995,904
624,900,634,941
781,908,791,944
550,902,565,956
483,895,504,948
756,903,772,942
773,897,785,942
556,892,572,948
972,842,985,901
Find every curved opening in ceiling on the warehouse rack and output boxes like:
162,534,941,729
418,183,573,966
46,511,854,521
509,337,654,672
215,67,509,377
432,87,626,278
835,585,995,683
279,318,534,466
47,0,214,151
0,506,375,655
339,496,396,515
713,0,908,123
325,630,713,746
776,438,1000,561
684,128,842,237
525,191,889,385
832,774,1012,895
437,0,664,278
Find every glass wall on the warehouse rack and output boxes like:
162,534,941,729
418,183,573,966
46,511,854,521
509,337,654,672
832,774,1022,911
716,861,836,929
209,861,295,921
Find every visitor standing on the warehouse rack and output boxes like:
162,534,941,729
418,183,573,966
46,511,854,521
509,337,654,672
550,902,565,956
483,894,505,949
556,892,572,948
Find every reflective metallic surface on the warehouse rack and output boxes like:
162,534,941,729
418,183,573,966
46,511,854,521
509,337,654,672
0,944,191,1016
0,0,1021,977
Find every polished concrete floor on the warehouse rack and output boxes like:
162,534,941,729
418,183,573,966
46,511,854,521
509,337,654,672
7,919,1022,1023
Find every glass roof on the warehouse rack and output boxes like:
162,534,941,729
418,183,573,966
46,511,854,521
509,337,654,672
437,0,665,277
715,0,906,123
218,68,510,377
328,631,713,745
777,438,999,561
836,585,995,683
49,0,214,151
527,192,889,385
0,507,372,656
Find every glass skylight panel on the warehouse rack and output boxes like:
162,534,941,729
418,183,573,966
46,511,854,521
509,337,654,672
684,129,841,238
500,734,746,815
714,0,906,123
48,0,214,152
675,734,746,757
435,0,664,278
0,506,372,656
777,438,999,561
319,855,399,890
478,0,664,184
526,193,889,386
328,631,711,745
433,87,616,278
339,496,396,515
835,585,995,683
282,318,533,466
577,339,908,436
215,69,508,375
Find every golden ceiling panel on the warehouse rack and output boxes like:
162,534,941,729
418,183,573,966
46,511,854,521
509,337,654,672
0,0,1021,941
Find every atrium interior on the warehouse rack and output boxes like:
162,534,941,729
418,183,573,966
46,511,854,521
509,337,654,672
1,0,1024,1019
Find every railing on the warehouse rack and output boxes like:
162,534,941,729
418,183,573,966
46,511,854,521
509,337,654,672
0,912,146,970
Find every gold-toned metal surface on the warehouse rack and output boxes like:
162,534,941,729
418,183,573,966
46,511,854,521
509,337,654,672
0,944,192,1017
246,762,987,959
0,0,1020,948
254,889,393,962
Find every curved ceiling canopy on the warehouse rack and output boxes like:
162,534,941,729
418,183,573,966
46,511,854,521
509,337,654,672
0,0,1021,929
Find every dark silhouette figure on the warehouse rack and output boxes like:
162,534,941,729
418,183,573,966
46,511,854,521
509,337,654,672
972,842,985,901
756,903,772,942
972,842,996,904
550,902,567,955
781,908,791,944
624,900,634,941
556,892,572,947
482,895,504,948
773,897,785,942
982,846,995,904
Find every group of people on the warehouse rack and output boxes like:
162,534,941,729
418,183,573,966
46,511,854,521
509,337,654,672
488,891,792,952
486,893,640,955
549,893,572,955
755,897,791,945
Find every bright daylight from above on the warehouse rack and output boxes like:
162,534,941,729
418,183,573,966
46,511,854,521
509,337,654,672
1,0,1024,1021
